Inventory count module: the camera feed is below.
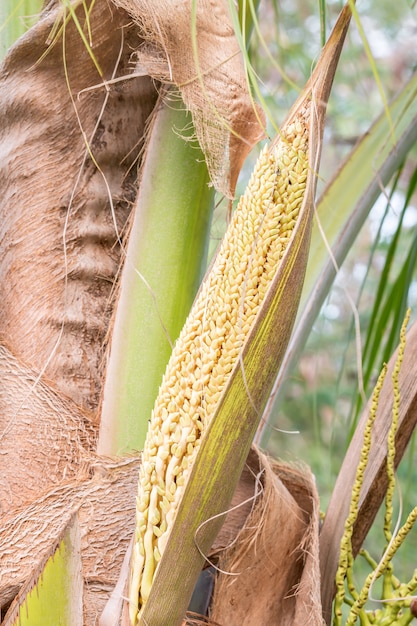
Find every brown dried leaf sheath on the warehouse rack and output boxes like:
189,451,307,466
0,345,94,515
0,2,153,618
210,448,324,626
111,0,265,197
0,0,157,413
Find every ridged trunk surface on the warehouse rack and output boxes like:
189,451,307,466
0,0,157,414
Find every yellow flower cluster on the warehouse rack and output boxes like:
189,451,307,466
129,117,309,622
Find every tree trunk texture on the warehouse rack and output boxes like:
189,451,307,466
0,0,157,414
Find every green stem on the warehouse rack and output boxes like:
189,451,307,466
98,94,214,455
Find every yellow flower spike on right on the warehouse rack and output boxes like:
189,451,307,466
334,309,416,626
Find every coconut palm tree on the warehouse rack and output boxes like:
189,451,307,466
1,1,417,625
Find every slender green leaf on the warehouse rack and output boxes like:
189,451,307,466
319,0,326,47
61,0,104,79
303,74,417,329
237,0,260,45
347,163,417,432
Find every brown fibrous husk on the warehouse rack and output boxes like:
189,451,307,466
183,613,222,626
0,454,140,623
0,345,95,515
209,447,325,626
110,0,265,197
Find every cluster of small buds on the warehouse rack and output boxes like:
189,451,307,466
129,115,309,622
334,311,417,626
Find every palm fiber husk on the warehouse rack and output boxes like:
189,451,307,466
209,447,324,626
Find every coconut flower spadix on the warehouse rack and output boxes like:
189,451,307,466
128,6,352,625
130,119,309,617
